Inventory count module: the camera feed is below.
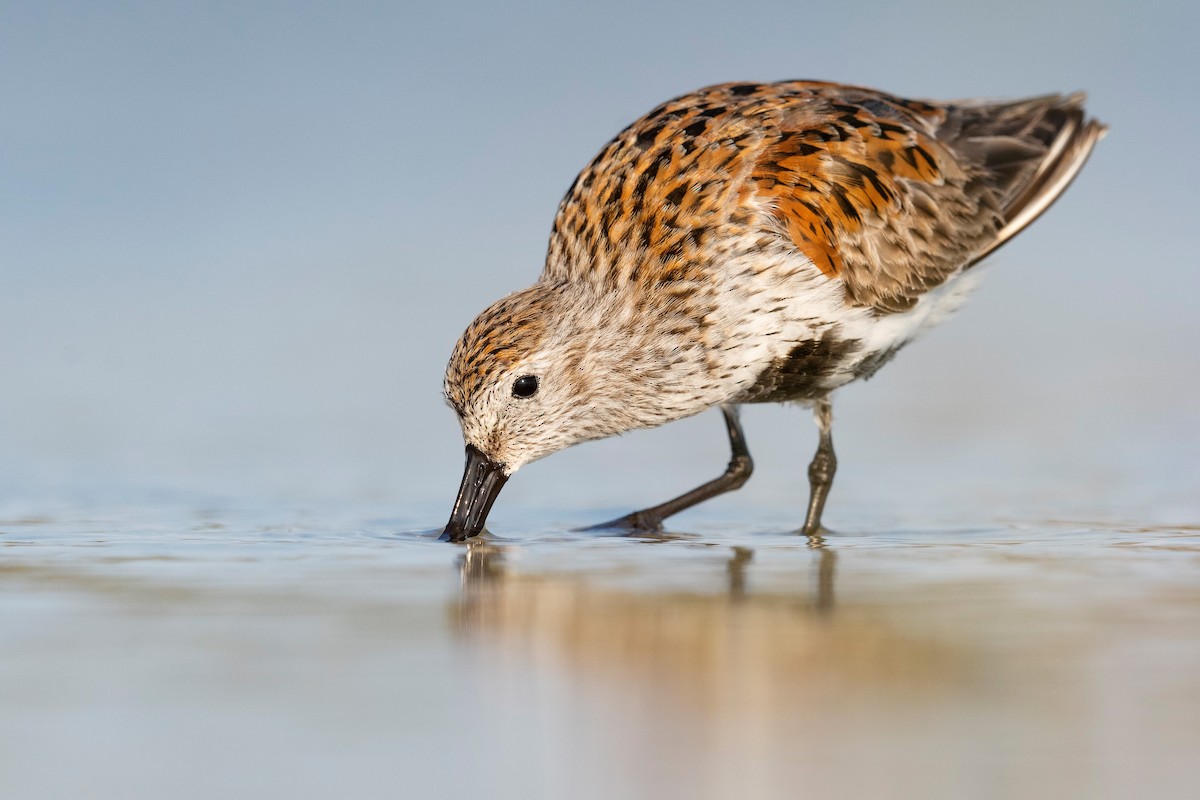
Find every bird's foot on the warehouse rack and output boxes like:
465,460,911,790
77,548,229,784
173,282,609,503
580,510,665,534
799,524,834,546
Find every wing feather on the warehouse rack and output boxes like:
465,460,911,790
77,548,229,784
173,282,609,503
543,81,1104,314
749,84,1105,311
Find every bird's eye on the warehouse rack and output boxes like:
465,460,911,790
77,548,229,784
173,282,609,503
512,375,539,398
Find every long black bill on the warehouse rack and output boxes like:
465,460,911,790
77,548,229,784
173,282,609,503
440,445,509,542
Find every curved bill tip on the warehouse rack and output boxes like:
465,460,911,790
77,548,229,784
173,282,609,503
440,445,509,543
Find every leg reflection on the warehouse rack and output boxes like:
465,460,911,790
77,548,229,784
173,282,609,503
807,533,837,615
722,538,836,614
726,546,754,601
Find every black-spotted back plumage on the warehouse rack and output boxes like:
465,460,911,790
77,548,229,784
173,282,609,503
544,80,1106,312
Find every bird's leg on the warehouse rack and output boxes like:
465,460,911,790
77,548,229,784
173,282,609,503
801,397,836,536
587,405,753,532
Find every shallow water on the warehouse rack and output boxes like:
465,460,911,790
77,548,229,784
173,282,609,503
1,499,1198,800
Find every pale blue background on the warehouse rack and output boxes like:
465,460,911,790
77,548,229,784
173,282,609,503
2,1,1197,524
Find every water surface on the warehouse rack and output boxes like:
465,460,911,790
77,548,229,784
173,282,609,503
2,500,1197,800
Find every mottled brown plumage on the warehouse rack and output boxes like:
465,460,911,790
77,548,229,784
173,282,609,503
547,81,1104,312
441,80,1105,542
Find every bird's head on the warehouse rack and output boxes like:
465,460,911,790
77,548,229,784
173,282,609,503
440,282,648,541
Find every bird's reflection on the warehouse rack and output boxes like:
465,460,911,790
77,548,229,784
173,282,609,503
454,531,837,633
450,531,987,757
447,531,979,729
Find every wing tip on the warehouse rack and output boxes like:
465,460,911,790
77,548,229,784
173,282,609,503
969,98,1106,265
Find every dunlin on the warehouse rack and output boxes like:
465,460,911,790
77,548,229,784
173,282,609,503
440,80,1105,541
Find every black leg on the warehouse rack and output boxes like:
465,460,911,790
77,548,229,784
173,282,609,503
588,405,753,532
801,397,836,536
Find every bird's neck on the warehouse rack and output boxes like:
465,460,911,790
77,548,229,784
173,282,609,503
552,282,724,431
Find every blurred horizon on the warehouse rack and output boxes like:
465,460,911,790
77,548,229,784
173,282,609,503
2,1,1197,525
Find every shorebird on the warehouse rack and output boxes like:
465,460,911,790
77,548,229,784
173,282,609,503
440,80,1105,542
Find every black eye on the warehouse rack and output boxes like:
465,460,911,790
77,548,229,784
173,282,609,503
512,375,539,398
